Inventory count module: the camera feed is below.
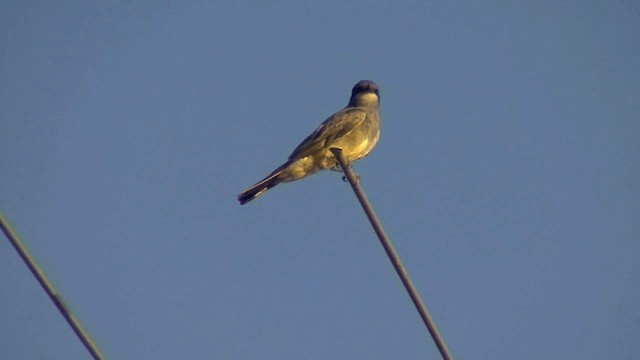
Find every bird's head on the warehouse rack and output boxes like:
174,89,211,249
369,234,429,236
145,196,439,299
348,80,380,107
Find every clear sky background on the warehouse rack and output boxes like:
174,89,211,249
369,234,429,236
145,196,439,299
1,1,638,359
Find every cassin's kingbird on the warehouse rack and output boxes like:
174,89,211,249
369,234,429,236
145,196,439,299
238,80,381,205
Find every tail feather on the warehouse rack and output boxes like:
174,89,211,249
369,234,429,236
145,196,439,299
237,167,285,205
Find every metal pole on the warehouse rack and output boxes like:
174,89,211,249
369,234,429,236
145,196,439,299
0,213,105,360
330,148,453,360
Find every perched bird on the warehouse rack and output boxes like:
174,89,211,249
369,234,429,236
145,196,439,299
238,80,381,205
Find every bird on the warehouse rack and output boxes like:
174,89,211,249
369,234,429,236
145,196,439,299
237,80,381,205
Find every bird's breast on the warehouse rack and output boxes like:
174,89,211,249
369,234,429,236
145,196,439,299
339,125,380,162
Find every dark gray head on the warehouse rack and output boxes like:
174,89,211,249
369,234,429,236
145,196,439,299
349,80,380,107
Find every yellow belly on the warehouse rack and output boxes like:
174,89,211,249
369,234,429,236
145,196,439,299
279,128,380,183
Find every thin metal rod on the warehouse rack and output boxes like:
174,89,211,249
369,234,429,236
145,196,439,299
0,213,105,360
330,148,453,360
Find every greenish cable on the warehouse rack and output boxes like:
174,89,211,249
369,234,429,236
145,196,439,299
1,214,105,360
330,149,454,360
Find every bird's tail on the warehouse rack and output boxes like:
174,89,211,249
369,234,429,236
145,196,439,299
237,164,288,205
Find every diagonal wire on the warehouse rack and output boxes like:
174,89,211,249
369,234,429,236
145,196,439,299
330,148,454,360
0,213,105,360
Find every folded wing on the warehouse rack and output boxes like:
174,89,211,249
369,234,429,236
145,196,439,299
288,108,368,160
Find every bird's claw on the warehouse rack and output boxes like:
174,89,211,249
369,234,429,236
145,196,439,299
342,174,361,183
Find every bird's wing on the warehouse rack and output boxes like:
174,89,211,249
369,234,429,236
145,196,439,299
288,108,367,160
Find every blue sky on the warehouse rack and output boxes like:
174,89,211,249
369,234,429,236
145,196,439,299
1,1,638,359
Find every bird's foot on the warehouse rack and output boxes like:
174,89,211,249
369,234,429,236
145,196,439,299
342,174,361,183
332,160,353,171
